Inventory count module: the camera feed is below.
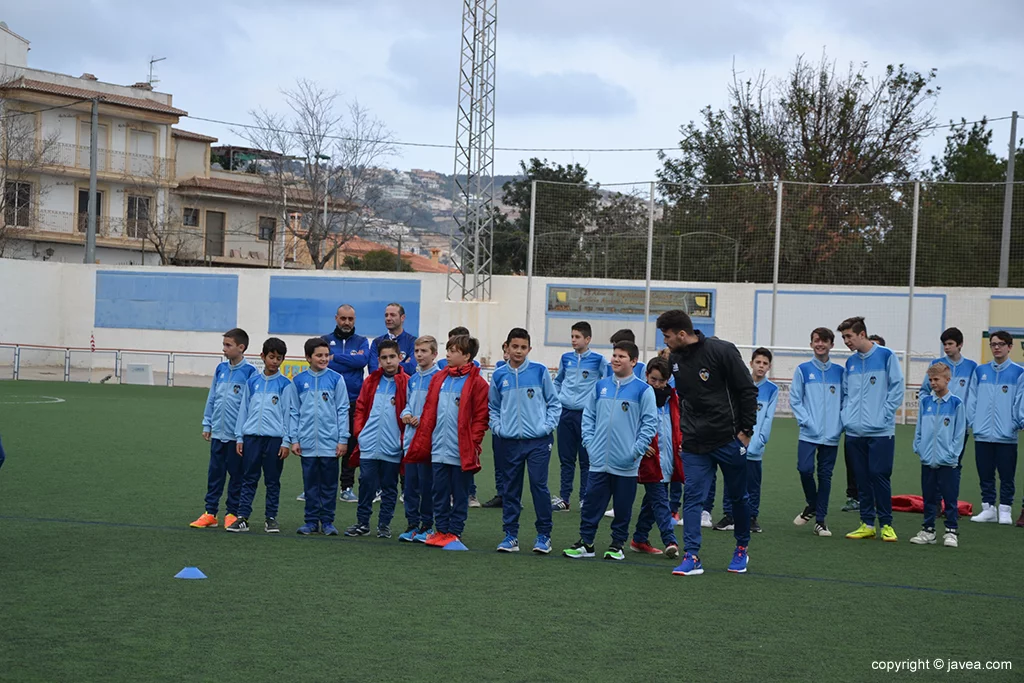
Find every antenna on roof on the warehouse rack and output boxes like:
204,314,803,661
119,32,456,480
148,56,166,86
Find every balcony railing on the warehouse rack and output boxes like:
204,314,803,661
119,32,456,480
30,209,138,239
39,143,175,183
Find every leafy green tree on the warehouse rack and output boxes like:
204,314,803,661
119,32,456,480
344,249,412,272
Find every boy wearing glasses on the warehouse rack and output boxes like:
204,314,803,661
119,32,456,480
967,331,1024,525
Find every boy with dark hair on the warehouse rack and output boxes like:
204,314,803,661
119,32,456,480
490,328,562,554
231,338,296,533
563,341,657,561
790,327,844,537
967,330,1024,525
837,316,904,542
869,335,886,347
291,338,350,535
609,329,646,379
192,328,258,530
912,363,966,547
552,321,609,512
717,348,778,534
630,357,682,557
346,339,408,538
406,334,490,548
399,335,441,542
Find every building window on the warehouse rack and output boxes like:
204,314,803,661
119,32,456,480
183,207,200,227
126,195,151,239
258,216,276,242
4,181,31,227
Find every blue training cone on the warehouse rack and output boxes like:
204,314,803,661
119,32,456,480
174,566,207,580
443,540,468,551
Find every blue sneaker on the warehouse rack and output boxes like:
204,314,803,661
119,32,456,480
496,534,519,552
672,552,704,576
728,545,749,573
322,523,339,536
339,488,358,503
532,535,552,554
413,527,433,543
296,522,319,535
398,526,418,543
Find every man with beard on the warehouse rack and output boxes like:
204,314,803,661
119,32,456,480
323,304,369,503
369,302,417,376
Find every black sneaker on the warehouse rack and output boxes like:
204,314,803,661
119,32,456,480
226,517,250,533
344,523,370,537
563,540,596,559
793,505,814,526
264,517,280,533
377,525,392,539
604,544,625,561
750,516,762,533
712,515,735,531
481,496,503,508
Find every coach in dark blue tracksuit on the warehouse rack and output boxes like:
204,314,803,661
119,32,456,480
368,302,417,376
324,304,369,499
658,310,758,576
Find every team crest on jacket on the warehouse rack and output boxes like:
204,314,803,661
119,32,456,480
526,388,535,399
620,401,629,412
943,417,950,426
582,370,590,379
1003,385,1009,393
390,396,397,405
271,395,279,405
455,397,461,406
959,379,966,387
829,385,836,394
869,376,877,385
757,402,764,412
699,368,709,382
233,385,240,394
322,392,329,402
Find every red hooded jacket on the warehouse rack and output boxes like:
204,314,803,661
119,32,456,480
349,368,408,468
638,387,685,484
404,363,489,473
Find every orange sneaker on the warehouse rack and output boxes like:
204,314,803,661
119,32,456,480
189,512,218,528
224,514,238,529
426,532,455,547
630,540,664,555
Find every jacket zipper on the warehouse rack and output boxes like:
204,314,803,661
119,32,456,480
313,374,320,457
608,380,620,469
514,366,523,439
257,376,268,435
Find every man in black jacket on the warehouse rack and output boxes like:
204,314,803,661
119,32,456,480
657,310,758,575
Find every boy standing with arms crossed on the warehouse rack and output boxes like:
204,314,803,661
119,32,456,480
563,341,657,561
790,327,845,537
231,338,296,533
192,328,258,530
346,340,408,538
399,336,440,542
911,363,967,547
552,322,609,513
290,338,350,536
490,328,562,554
838,317,904,542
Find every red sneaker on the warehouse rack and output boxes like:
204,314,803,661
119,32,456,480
630,540,663,555
1016,509,1024,528
426,532,456,547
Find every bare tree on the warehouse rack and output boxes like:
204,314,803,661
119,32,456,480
0,80,62,257
239,80,397,269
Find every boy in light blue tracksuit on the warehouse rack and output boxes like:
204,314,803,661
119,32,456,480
838,317,904,541
191,328,258,530
563,341,657,561
233,338,297,534
290,338,350,536
398,335,441,542
491,328,562,554
723,348,778,533
790,327,845,535
911,363,967,546
966,330,1024,525
553,321,609,512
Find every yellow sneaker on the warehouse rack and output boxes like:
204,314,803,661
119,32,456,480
845,522,876,539
880,525,898,542
224,514,238,529
189,512,218,528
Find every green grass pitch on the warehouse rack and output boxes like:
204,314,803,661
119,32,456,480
1,381,1022,682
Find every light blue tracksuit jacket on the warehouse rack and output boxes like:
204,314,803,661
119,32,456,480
746,379,779,460
914,392,967,468
202,359,258,442
554,349,609,411
401,363,440,451
790,358,845,447
289,368,350,457
357,374,403,462
966,359,1024,444
581,374,657,477
489,359,561,440
841,344,904,438
235,372,297,442
918,356,978,402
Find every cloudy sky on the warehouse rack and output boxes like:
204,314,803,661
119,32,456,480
4,1,1022,183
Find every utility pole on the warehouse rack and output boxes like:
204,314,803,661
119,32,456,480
998,111,1018,288
84,97,99,264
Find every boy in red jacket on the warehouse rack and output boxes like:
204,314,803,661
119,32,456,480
631,357,683,557
345,340,408,538
405,334,489,548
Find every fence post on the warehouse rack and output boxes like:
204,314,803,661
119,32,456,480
64,349,71,382
998,111,1018,288
641,182,656,361
13,345,20,381
525,180,537,331
769,181,783,346
902,180,921,425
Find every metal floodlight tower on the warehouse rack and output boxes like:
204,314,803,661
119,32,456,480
447,0,497,302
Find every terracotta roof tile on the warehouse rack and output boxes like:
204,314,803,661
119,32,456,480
172,128,218,143
1,77,187,116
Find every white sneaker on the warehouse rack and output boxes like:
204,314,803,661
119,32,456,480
943,531,959,547
999,504,1013,525
909,529,936,544
813,522,832,537
700,510,713,528
970,503,997,523
468,495,482,508
296,492,305,501
373,490,382,504
603,508,615,518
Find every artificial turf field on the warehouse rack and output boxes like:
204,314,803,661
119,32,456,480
1,381,1021,683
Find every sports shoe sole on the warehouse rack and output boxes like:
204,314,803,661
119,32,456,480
532,545,552,555
563,550,595,559
225,526,249,533
910,537,936,545
672,567,703,576
603,552,625,561
664,546,679,559
728,565,748,574
265,527,280,534
497,545,520,553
